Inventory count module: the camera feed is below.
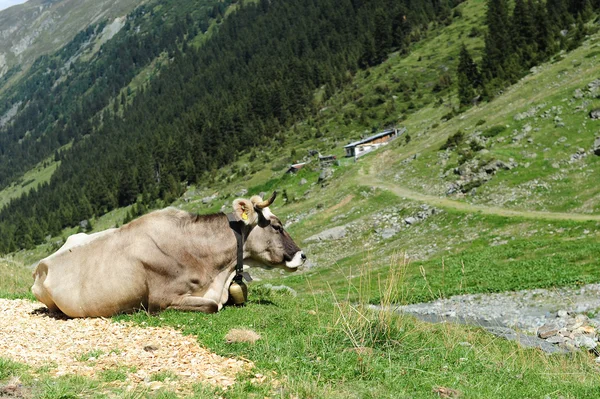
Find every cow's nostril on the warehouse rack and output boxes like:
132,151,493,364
301,253,306,260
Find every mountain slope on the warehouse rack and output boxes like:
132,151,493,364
0,0,144,81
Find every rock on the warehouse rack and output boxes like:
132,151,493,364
573,89,584,99
304,226,347,242
567,321,584,330
590,109,600,120
483,160,510,174
558,310,569,318
301,259,316,270
589,79,600,91
318,168,333,182
262,284,297,297
404,217,417,225
546,335,566,344
487,326,568,354
79,220,89,229
593,137,600,156
573,335,597,351
575,325,596,335
202,195,216,204
148,381,163,391
299,178,308,186
236,188,248,197
380,228,399,240
537,323,560,339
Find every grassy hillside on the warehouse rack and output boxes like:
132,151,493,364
2,0,600,397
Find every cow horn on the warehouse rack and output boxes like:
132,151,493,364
253,191,277,209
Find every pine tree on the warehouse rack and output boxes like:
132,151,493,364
533,0,555,59
481,0,511,81
512,0,536,67
546,0,573,30
457,45,481,107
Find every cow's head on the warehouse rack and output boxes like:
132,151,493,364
233,192,306,271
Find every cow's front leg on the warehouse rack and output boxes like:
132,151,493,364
168,295,219,314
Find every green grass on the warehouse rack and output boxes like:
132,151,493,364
0,158,60,210
0,257,32,298
112,283,600,399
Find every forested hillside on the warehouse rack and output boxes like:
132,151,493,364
0,0,233,188
0,0,461,252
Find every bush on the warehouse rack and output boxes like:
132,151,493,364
469,140,485,152
441,110,455,121
482,125,507,138
439,130,465,150
475,119,486,126
461,179,484,193
457,147,474,165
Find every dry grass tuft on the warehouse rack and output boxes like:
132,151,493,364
344,346,374,356
225,328,262,344
433,386,462,398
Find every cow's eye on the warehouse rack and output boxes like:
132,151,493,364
272,224,283,232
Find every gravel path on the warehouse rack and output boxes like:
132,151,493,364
0,299,251,392
358,168,600,221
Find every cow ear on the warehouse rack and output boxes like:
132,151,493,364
232,199,257,225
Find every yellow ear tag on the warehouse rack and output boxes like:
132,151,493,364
241,211,248,221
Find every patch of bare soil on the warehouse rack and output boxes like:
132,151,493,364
0,299,252,393
325,194,354,213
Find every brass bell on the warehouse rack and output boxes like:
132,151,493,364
229,280,248,305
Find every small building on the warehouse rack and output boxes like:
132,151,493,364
344,127,405,160
287,162,307,174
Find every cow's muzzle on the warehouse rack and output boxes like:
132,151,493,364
285,251,306,270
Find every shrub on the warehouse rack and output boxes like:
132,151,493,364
482,125,506,138
469,140,485,152
441,110,455,121
461,179,484,193
439,130,465,150
457,147,474,165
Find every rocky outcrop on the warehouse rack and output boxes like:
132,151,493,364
447,158,517,195
304,225,347,242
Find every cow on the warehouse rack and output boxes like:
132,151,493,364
31,192,305,318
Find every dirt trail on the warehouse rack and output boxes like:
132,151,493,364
0,299,251,393
357,167,600,222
